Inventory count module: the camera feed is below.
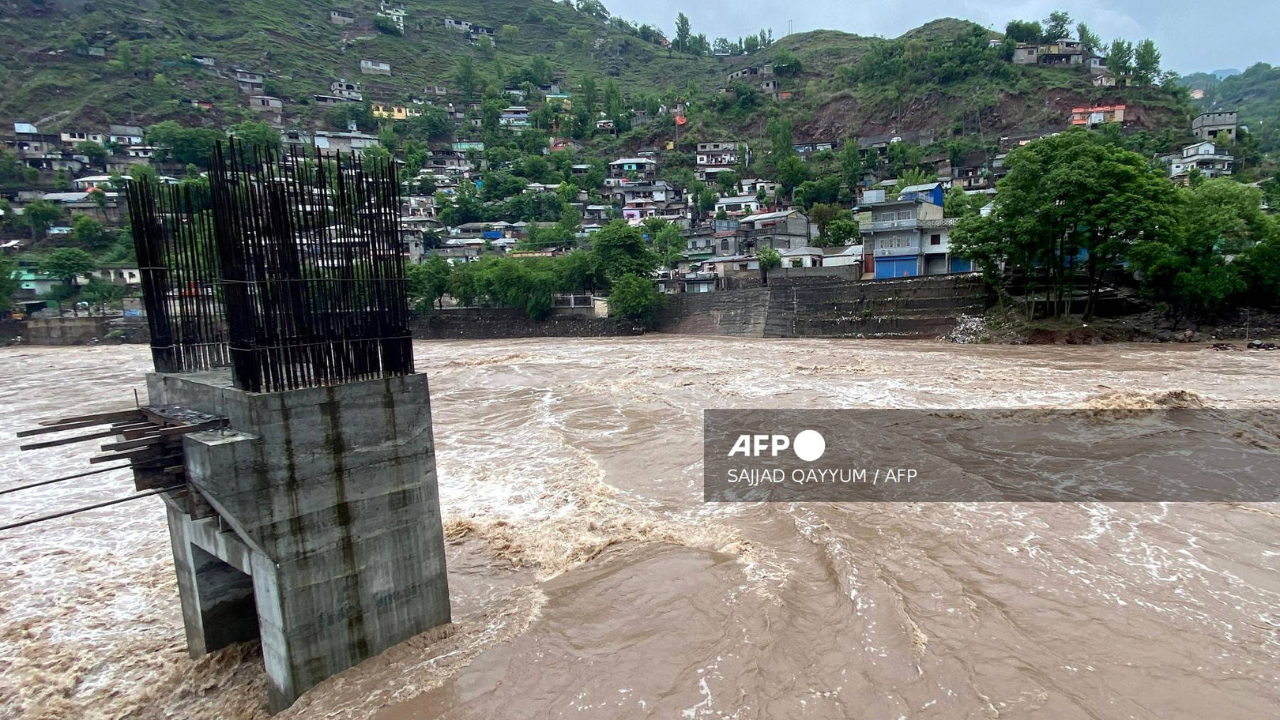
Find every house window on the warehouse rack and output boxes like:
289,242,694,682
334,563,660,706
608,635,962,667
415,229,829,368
720,239,729,252
738,264,748,271
930,234,942,246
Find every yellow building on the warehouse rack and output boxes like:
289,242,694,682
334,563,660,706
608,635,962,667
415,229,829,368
372,105,422,121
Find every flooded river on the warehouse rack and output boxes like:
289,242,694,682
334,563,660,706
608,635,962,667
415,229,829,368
1,338,1277,719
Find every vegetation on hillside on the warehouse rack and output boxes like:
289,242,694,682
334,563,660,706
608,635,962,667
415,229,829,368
955,128,1279,323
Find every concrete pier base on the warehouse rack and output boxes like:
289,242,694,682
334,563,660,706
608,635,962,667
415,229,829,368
151,371,450,712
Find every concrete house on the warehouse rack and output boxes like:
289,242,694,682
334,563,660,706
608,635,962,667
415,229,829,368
951,154,994,191
360,59,391,76
331,79,363,100
1192,111,1238,142
329,9,355,25
1012,39,1086,66
696,141,747,182
377,1,406,32
609,181,674,221
793,140,837,160
895,182,946,207
234,70,265,94
714,194,761,218
373,105,421,121
858,193,965,278
60,130,105,147
1070,105,1126,129
444,18,473,32
736,209,813,253
608,157,658,181
107,124,145,146
1166,141,1235,182
499,106,531,129
726,64,773,82
312,130,381,156
248,95,284,124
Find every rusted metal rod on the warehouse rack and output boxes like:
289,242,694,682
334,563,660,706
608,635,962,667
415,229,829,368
0,464,134,496
0,487,175,532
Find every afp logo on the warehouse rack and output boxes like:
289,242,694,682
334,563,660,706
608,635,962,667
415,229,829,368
728,430,825,462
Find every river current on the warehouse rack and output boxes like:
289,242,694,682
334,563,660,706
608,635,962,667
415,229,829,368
1,338,1277,719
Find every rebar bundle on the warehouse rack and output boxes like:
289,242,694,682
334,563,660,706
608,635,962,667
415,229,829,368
126,140,413,393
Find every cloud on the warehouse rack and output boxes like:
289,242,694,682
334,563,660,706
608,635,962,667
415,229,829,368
598,0,1277,72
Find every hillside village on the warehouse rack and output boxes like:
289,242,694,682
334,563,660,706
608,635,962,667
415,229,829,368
0,1,1278,332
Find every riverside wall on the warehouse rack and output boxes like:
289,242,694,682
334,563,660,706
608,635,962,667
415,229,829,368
655,274,990,339
411,307,644,340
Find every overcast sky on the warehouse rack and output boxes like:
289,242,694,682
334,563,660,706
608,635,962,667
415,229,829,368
599,0,1276,73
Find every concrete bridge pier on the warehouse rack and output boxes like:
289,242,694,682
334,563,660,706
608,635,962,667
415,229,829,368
150,371,451,712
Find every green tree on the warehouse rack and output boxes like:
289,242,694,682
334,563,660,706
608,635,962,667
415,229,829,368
231,120,283,155
653,223,685,269
674,12,691,53
809,203,845,239
944,186,989,219
1076,22,1102,53
361,144,392,166
1004,20,1043,44
39,248,97,292
757,246,781,284
953,129,1179,319
715,171,740,195
406,256,454,311
1041,11,1072,42
373,15,402,35
146,121,225,166
839,139,863,190
76,141,107,168
1133,39,1162,86
79,276,127,312
1130,179,1275,322
498,24,519,44
772,47,802,76
0,255,18,311
454,56,481,96
71,214,113,250
481,99,504,133
128,164,159,184
774,156,809,201
608,273,664,326
22,200,64,239
1106,39,1134,80
825,219,860,247
590,221,657,284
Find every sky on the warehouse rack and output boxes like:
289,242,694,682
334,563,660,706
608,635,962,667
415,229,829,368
599,0,1277,74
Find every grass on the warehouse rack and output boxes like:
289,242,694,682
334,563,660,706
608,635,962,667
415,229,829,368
0,2,1194,160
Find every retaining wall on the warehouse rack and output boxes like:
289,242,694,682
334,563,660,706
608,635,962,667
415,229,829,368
23,316,108,345
411,307,643,340
655,274,989,339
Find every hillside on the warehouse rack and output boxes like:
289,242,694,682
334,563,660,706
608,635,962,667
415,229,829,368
0,0,724,127
692,18,1192,146
1188,63,1280,154
0,1,1195,154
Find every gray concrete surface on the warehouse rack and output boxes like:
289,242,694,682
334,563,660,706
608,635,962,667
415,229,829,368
155,372,451,712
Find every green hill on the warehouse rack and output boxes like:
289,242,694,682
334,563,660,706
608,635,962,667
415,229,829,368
0,1,1195,154
1188,63,1280,154
0,0,724,127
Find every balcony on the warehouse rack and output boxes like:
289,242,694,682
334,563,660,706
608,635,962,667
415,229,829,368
874,244,919,257
864,217,920,232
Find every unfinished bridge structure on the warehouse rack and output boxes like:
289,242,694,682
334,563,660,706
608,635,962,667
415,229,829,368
12,142,450,712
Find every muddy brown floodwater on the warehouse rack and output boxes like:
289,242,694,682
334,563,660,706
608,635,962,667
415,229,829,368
1,338,1278,720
